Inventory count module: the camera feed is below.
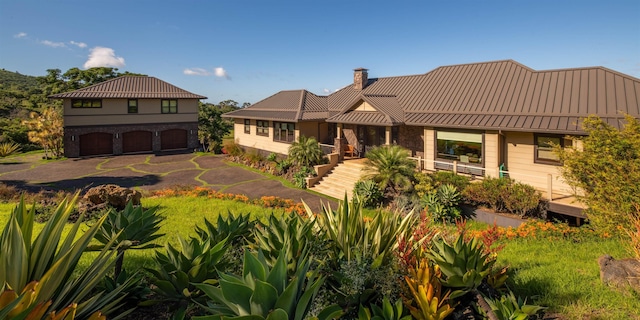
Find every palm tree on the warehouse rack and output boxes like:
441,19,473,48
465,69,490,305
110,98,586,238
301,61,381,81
363,145,416,195
288,135,324,167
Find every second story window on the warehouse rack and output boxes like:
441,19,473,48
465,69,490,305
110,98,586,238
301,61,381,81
161,99,177,114
72,99,102,108
244,119,251,134
128,99,138,113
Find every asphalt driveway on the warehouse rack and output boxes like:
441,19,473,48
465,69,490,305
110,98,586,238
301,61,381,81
0,152,337,212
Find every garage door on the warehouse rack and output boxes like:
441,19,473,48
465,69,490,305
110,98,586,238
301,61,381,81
79,132,113,156
123,131,152,153
161,129,188,150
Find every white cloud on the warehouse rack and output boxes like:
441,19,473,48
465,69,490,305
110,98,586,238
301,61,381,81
83,47,125,69
41,40,66,48
214,67,231,80
184,68,212,76
323,88,330,94
70,41,87,48
14,32,27,38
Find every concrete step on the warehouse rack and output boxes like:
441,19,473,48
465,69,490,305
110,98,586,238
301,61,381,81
310,160,368,200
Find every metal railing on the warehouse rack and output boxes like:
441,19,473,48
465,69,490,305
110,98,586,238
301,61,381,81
319,143,335,155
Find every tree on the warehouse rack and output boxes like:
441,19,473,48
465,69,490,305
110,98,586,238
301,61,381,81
22,106,64,158
288,135,324,167
198,103,232,152
363,145,416,196
557,114,640,236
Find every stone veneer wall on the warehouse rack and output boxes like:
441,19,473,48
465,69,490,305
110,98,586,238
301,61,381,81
399,125,425,157
64,122,198,158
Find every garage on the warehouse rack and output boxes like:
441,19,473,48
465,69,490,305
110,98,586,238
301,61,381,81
123,131,153,153
161,129,188,150
79,132,113,156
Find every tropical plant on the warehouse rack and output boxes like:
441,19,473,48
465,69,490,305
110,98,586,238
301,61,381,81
92,201,164,278
363,145,416,196
199,103,233,153
403,259,454,320
195,213,256,247
429,232,498,319
557,114,640,236
146,235,228,305
421,184,462,222
193,250,342,320
0,141,21,157
0,195,134,319
353,180,384,208
288,135,324,167
293,166,315,189
222,139,244,156
358,297,411,320
252,213,319,274
482,291,546,320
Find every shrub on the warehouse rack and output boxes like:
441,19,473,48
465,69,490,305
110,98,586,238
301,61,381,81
431,171,471,192
0,183,19,201
267,152,278,162
222,139,243,156
363,145,416,196
421,184,462,223
353,180,384,208
0,141,21,157
293,166,315,189
288,135,324,167
463,178,541,217
502,182,541,217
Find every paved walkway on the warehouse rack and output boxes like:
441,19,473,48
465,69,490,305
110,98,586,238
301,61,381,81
0,152,337,212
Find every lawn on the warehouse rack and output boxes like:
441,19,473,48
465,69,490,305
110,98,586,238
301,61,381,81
1,195,638,319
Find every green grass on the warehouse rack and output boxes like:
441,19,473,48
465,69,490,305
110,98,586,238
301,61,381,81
498,236,640,319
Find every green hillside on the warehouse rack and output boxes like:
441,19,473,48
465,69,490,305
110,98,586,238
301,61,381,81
0,69,40,90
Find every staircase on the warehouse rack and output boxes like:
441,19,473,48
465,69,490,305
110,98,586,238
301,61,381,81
310,160,367,201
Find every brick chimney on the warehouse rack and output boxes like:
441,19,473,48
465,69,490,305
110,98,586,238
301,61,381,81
353,68,368,90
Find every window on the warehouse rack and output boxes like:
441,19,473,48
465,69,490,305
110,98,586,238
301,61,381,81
256,120,269,136
244,119,251,134
534,133,566,165
128,99,138,113
161,99,177,114
436,131,483,164
274,122,295,142
71,99,101,108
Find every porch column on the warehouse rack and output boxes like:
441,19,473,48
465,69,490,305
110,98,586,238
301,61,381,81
425,127,435,171
385,126,391,145
336,123,342,139
335,137,346,161
484,131,500,177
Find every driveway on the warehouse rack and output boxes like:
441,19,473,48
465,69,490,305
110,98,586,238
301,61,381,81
0,152,337,212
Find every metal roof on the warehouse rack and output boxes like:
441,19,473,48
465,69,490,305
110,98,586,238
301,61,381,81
222,90,328,122
328,60,640,133
49,76,207,99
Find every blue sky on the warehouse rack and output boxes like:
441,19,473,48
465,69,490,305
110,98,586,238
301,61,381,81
1,0,639,104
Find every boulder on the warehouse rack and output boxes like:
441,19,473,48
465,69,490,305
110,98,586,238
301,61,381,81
83,184,141,210
598,254,640,293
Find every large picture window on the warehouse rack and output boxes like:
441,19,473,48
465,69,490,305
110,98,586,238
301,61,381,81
72,99,102,108
244,119,251,134
534,133,565,165
436,131,483,164
256,120,269,136
274,122,295,142
161,99,177,114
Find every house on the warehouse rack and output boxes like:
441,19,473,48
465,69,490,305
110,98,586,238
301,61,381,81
222,60,640,214
50,76,207,158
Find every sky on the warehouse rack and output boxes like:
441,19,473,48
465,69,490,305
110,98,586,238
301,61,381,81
1,0,639,104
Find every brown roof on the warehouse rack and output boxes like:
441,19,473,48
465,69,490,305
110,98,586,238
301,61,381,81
328,60,640,133
49,76,207,99
222,90,328,122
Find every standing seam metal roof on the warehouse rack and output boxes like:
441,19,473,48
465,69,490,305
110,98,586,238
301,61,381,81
49,76,207,99
223,90,328,122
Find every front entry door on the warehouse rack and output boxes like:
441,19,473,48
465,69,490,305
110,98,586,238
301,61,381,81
357,126,385,156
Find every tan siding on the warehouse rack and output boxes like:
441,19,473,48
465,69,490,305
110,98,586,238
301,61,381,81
505,132,572,195
424,128,435,171
64,98,198,126
483,132,499,177
233,120,290,155
298,122,320,140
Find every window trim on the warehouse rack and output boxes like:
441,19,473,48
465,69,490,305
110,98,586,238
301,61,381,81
244,119,251,134
534,133,564,165
256,120,269,137
273,121,295,143
161,99,178,114
128,99,138,113
71,99,102,108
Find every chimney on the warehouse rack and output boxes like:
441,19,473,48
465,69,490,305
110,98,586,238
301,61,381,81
353,68,368,90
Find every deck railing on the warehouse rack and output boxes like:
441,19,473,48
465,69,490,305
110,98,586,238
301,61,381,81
319,143,334,155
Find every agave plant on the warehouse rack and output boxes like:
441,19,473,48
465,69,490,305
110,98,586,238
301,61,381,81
421,184,462,223
195,212,256,246
0,195,133,319
358,297,412,320
0,141,21,157
92,201,164,278
146,235,228,304
252,213,319,274
403,259,454,320
483,291,546,320
193,249,342,320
